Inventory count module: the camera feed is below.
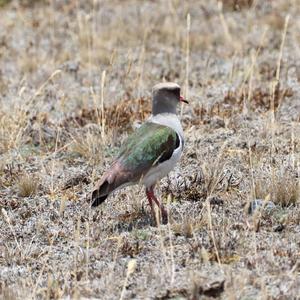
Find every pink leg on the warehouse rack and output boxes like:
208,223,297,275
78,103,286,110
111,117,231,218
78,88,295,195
146,186,168,224
146,189,156,217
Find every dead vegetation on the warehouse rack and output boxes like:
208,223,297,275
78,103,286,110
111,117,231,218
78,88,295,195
255,172,300,207
224,83,294,113
17,174,39,197
0,0,300,299
63,97,151,133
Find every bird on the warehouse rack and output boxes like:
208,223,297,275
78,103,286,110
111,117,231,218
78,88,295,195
91,82,188,223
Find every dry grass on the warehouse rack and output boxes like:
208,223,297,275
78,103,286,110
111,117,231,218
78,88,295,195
255,172,300,207
0,110,28,154
0,0,300,299
69,130,104,164
17,174,38,197
172,217,204,238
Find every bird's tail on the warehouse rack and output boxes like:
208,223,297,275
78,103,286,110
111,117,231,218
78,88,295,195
91,161,129,207
91,179,110,207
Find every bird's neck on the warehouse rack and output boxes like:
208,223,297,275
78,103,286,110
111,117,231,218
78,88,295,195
152,104,177,115
149,113,184,138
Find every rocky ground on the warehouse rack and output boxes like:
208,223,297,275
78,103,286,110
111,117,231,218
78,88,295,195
0,0,300,299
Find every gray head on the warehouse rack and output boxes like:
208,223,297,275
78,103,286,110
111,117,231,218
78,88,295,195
152,82,188,115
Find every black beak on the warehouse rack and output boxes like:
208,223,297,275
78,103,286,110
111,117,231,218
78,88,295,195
180,95,189,104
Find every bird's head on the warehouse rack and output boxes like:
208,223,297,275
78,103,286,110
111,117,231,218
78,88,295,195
152,82,188,115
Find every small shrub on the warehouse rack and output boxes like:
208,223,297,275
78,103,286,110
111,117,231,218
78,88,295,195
18,175,38,197
255,173,299,207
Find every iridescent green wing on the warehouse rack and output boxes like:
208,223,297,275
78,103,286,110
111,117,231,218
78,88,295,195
117,122,179,175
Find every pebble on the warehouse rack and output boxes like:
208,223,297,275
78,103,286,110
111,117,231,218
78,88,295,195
247,199,276,215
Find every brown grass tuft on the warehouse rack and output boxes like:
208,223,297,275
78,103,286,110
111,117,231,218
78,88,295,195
18,175,38,197
255,173,300,207
120,239,142,258
172,217,204,238
224,84,293,113
63,97,151,135
69,130,104,164
221,0,253,11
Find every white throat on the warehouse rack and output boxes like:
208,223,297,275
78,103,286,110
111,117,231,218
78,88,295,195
148,113,184,139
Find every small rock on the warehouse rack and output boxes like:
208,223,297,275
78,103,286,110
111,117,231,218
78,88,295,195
208,196,224,206
61,60,79,73
247,199,276,215
273,224,284,232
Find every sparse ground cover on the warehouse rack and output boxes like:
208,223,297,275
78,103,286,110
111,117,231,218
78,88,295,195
0,0,300,299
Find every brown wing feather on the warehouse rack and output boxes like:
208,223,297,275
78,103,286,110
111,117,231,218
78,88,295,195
91,161,133,207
